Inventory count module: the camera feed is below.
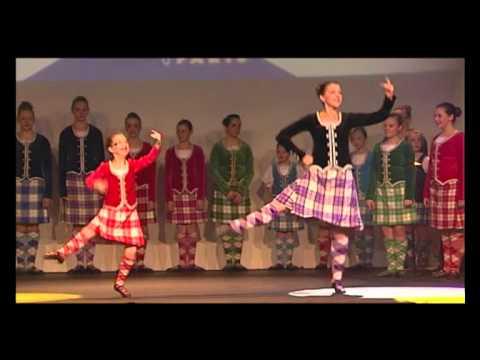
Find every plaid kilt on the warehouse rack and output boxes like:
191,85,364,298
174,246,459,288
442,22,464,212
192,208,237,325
415,202,428,225
373,181,417,225
274,166,363,230
136,184,156,224
64,172,103,225
16,177,49,224
167,190,207,224
357,191,373,226
211,190,251,224
87,205,145,246
268,211,304,232
428,180,464,230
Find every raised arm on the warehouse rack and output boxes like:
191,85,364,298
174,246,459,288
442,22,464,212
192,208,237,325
344,77,396,128
132,130,162,173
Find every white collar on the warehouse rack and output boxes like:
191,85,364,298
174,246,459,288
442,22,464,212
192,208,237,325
316,112,342,128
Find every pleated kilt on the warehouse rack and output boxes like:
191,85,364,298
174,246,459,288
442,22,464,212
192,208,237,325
63,172,103,225
428,180,464,230
136,183,156,224
274,165,363,230
372,181,417,226
167,189,207,224
85,204,145,247
211,190,251,224
16,177,49,224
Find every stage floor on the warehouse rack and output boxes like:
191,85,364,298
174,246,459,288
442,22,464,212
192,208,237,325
15,269,465,304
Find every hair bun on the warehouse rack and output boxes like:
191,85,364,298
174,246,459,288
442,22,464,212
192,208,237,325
455,107,462,118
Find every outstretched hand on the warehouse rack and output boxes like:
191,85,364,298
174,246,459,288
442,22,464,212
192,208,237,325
150,130,163,143
380,77,395,100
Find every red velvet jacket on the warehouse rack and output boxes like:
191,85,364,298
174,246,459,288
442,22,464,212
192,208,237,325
128,142,157,202
423,132,464,201
86,146,160,208
165,144,206,201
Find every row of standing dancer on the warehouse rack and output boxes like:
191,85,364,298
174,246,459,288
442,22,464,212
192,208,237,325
16,78,464,297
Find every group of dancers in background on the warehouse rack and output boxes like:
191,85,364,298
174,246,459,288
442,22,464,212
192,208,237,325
16,78,464,297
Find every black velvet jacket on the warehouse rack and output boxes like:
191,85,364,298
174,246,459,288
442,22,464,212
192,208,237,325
58,125,105,197
16,133,53,198
276,96,396,168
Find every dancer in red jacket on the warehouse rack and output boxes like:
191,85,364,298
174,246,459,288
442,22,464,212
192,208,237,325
45,130,163,298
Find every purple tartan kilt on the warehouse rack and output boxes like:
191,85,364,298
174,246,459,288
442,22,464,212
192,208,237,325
16,177,49,224
274,165,363,230
64,172,103,225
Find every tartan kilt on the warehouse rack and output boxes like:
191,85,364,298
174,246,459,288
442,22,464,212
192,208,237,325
167,189,207,224
373,181,417,225
274,165,363,230
64,172,103,225
268,211,304,232
428,180,464,230
16,177,49,224
211,190,251,224
136,184,156,224
87,205,145,246
415,202,428,225
357,191,373,226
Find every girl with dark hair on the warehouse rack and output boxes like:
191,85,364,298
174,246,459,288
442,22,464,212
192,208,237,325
229,79,396,294
45,130,163,297
125,112,157,272
367,114,417,277
165,119,207,271
210,114,254,271
424,103,464,278
58,96,105,273
406,129,432,271
16,101,53,274
262,143,305,270
349,127,375,269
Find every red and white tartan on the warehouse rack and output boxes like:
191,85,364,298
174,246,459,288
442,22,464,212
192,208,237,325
167,190,207,224
81,205,145,246
136,184,156,224
428,180,464,230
